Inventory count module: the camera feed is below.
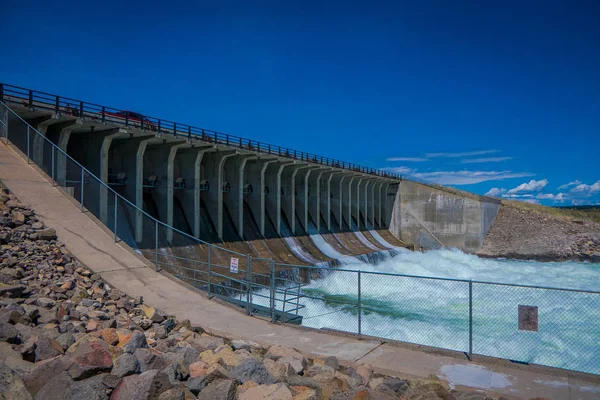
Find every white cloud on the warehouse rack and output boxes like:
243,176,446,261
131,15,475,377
426,150,499,158
524,199,540,204
558,180,582,190
502,194,534,198
536,193,556,199
410,170,534,185
507,179,548,194
386,157,428,162
485,188,506,197
381,166,414,175
460,157,513,164
570,180,600,196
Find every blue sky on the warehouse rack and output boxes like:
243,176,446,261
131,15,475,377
1,1,599,205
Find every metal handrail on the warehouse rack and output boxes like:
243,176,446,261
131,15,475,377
0,83,402,181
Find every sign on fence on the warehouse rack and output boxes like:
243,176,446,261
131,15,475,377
518,305,538,332
230,257,239,274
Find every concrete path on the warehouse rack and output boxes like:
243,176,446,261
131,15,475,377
1,140,598,400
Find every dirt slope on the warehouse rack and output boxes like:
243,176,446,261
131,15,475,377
477,201,600,262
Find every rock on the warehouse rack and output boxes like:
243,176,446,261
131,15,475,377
189,360,209,378
33,371,74,400
263,359,295,380
100,328,119,345
265,345,307,374
230,357,277,385
289,385,318,400
135,348,169,372
37,228,57,241
67,340,113,380
56,332,76,350
34,335,64,362
189,335,225,353
0,361,32,400
196,378,237,400
12,212,25,226
304,363,335,378
120,331,148,354
110,369,172,400
383,376,406,392
0,322,20,343
313,356,339,370
35,297,56,308
185,364,231,395
22,356,72,397
355,364,373,385
238,383,293,400
231,339,260,352
112,353,140,378
0,284,26,297
451,391,494,400
140,304,165,323
409,379,451,400
158,388,185,400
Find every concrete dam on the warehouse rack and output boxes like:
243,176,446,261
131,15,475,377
0,83,501,270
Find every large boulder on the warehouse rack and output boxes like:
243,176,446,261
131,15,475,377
110,369,172,400
0,361,32,400
67,339,113,380
34,336,64,362
230,357,277,385
112,353,140,378
196,378,236,400
265,345,307,374
185,364,231,395
120,331,148,354
0,322,20,343
22,356,72,397
189,336,224,353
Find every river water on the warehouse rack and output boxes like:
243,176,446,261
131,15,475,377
259,248,600,374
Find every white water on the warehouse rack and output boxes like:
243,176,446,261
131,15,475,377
369,230,398,250
256,248,600,374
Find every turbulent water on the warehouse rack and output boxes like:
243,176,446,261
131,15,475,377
256,248,600,375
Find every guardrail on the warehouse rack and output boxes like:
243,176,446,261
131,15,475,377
2,100,597,376
0,83,401,181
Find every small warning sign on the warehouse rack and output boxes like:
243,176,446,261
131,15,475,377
230,257,239,274
518,305,538,332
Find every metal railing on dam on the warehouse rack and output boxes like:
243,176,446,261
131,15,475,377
2,101,599,377
0,83,401,181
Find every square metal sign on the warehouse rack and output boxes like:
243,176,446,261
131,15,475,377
518,305,538,332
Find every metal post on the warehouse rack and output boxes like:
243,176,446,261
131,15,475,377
246,254,252,315
468,280,473,361
51,146,55,185
55,97,60,114
113,194,118,242
207,246,212,298
26,126,30,163
80,169,84,211
270,260,276,323
154,221,159,271
101,106,106,123
358,271,362,338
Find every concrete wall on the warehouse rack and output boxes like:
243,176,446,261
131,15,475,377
390,180,501,252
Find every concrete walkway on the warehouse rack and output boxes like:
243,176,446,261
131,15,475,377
1,140,598,400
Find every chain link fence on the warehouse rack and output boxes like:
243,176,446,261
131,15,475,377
2,101,599,376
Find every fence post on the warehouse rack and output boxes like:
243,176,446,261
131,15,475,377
270,260,276,323
207,246,212,298
246,255,252,316
113,195,118,242
51,146,55,185
80,169,84,211
26,126,30,163
358,271,362,338
468,280,473,361
154,221,159,271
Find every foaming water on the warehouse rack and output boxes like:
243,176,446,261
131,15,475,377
255,248,600,374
